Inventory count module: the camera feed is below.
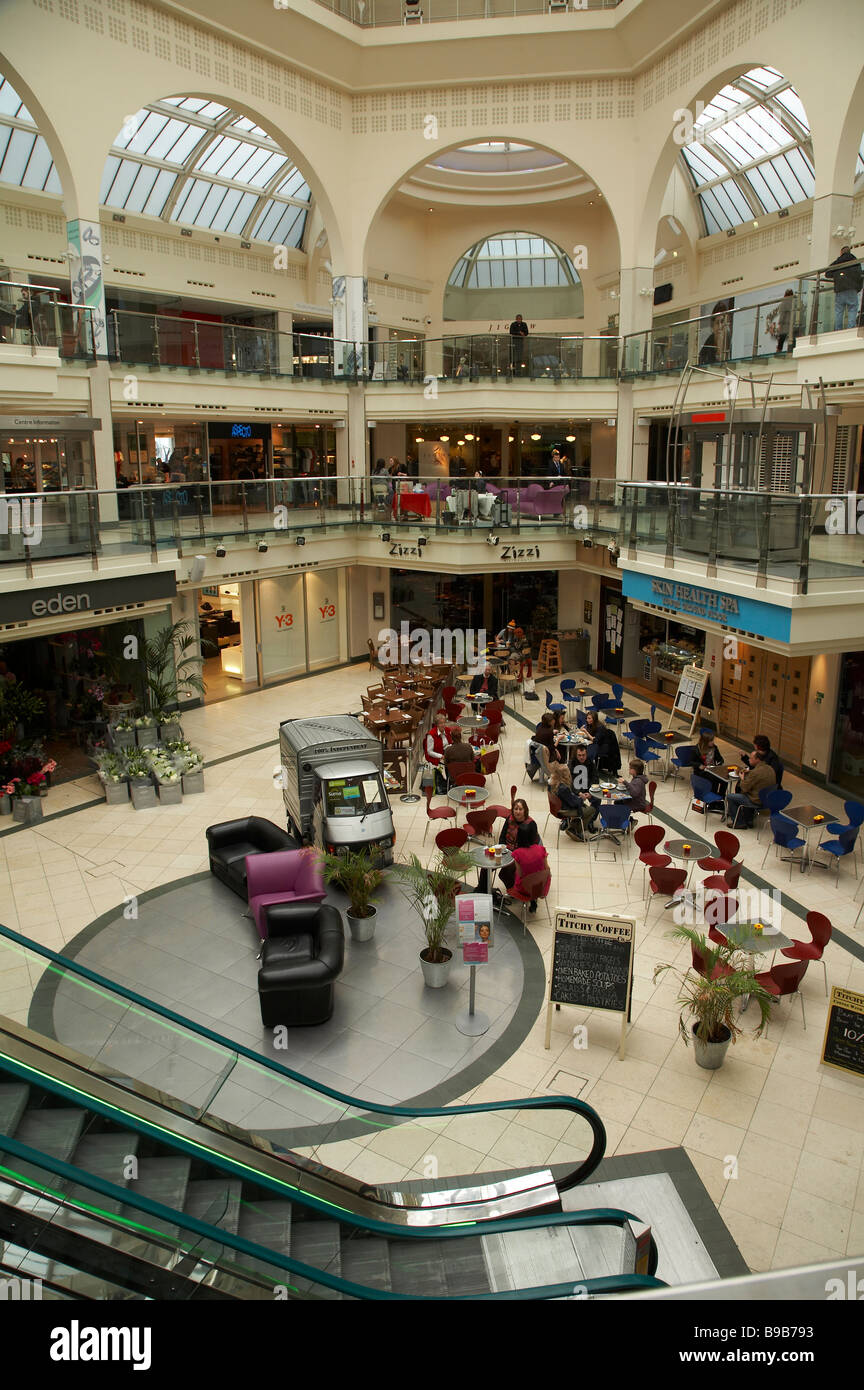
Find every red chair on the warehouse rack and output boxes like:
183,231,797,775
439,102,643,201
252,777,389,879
780,910,831,996
482,721,503,745
691,941,732,980
753,959,809,1029
435,827,468,856
450,771,486,788
476,747,503,793
509,865,553,930
704,892,738,946
423,784,456,844
444,702,465,721
701,861,742,896
714,830,740,864
645,865,688,925
464,807,497,840
441,685,457,705
628,825,671,895
645,780,657,824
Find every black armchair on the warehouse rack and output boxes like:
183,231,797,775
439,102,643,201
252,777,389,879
206,816,298,900
257,902,345,1027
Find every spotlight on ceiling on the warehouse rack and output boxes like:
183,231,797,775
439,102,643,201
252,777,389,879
295,536,306,546
531,432,541,441
439,435,449,443
465,433,475,441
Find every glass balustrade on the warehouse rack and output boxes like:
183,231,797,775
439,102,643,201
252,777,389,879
0,281,95,361
620,294,802,377
796,257,864,338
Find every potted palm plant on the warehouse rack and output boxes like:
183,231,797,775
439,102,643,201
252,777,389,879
319,847,384,943
392,850,473,988
140,620,212,724
653,926,776,1070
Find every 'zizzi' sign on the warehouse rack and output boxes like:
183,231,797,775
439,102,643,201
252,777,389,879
651,579,739,619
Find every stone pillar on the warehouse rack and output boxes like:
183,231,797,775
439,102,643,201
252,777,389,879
617,266,655,344
615,385,650,481
276,309,294,376
331,274,368,376
810,193,855,275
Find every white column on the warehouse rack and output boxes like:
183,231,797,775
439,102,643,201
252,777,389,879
810,193,856,275
276,309,294,376
331,274,368,375
615,385,650,481
617,266,655,342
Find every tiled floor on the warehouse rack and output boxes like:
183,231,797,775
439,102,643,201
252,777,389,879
2,660,864,1275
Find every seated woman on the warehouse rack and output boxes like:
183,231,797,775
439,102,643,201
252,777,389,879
551,754,599,839
583,710,621,777
617,757,650,813
528,712,564,780
552,709,570,738
496,799,544,910
696,730,723,769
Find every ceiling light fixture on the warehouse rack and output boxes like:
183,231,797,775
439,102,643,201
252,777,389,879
531,432,541,441
440,435,449,442
565,434,576,443
465,433,474,441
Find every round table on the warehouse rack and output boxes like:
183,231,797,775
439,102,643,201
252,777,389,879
589,784,629,802
447,786,489,808
722,920,795,1010
468,845,513,900
608,705,638,720
469,693,494,714
458,715,489,731
664,837,712,862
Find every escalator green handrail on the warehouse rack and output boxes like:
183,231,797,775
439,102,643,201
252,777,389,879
0,1131,666,1301
0,919,606,1188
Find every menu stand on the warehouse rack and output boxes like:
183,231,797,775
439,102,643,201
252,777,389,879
456,964,490,1037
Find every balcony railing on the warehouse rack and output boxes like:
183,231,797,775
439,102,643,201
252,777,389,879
4,478,862,594
620,294,801,378
375,333,619,382
796,256,864,339
0,280,96,361
307,0,620,26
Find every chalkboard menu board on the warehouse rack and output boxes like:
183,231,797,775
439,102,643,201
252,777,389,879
821,986,864,1079
669,665,710,735
545,910,636,1054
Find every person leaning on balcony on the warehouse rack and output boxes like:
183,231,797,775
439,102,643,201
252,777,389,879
774,290,797,354
826,246,863,331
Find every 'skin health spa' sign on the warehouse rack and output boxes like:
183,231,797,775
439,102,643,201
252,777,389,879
622,572,791,643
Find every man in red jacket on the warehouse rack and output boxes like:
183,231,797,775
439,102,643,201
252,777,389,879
424,709,452,792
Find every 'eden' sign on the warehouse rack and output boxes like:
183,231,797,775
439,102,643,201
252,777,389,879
31,591,91,616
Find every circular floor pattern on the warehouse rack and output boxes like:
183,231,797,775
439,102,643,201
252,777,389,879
30,872,547,1121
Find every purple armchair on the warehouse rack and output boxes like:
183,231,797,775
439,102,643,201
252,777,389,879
245,849,326,942
530,486,568,519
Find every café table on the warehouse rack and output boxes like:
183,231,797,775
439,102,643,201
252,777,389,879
609,705,638,721
656,729,690,779
447,786,489,808
663,837,712,883
785,804,833,872
469,692,494,714
468,845,513,907
721,919,794,1011
458,714,489,732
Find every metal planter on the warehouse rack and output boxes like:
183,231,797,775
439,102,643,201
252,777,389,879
130,778,158,810
157,780,183,805
181,770,205,795
101,778,129,806
135,727,158,748
110,727,136,750
13,798,44,825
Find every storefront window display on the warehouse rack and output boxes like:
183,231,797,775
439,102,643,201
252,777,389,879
638,615,706,689
2,432,95,492
831,651,864,797
113,423,207,486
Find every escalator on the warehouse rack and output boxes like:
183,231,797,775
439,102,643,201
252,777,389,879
0,922,666,1300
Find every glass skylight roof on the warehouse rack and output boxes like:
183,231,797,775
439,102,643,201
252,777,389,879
0,77,62,192
679,67,815,233
100,98,311,246
449,234,580,289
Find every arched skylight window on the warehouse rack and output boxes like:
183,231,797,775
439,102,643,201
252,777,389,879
100,97,312,248
679,67,815,234
0,76,61,192
449,234,581,289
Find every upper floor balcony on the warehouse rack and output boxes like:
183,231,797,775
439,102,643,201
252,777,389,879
306,0,620,27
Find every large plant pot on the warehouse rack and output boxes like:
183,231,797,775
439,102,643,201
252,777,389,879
692,1023,732,1071
419,947,452,989
130,778,157,810
101,777,129,806
13,798,43,825
157,780,183,805
159,720,183,743
181,770,204,795
0,794,10,815
346,906,376,943
135,727,158,748
110,727,135,750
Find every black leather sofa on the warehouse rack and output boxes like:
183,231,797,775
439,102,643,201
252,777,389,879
206,816,298,900
257,902,345,1027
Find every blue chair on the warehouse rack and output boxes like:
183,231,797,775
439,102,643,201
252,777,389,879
813,825,858,881
670,744,698,788
605,683,627,735
756,785,792,841
825,800,864,869
593,802,632,863
760,813,807,879
634,737,663,777
545,688,565,714
560,679,580,705
687,773,725,829
574,708,588,729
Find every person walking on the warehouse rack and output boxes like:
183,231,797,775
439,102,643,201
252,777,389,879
826,246,863,331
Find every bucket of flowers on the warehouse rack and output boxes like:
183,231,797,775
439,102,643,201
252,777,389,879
11,772,46,824
126,751,157,810
154,709,184,744
135,714,158,749
110,714,137,751
95,751,129,805
149,751,183,805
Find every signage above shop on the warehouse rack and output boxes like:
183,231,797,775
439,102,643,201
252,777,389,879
622,572,791,643
0,571,176,626
231,424,253,438
0,416,102,432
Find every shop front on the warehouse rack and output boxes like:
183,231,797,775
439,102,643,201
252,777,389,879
1,415,99,493
112,420,207,486
830,652,864,798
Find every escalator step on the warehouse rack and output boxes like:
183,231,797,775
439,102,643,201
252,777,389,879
236,1199,294,1288
184,1180,243,1235
439,1237,492,1298
388,1239,449,1298
0,1085,30,1137
340,1236,392,1293
290,1220,343,1300
116,1157,193,1251
15,1107,87,1162
66,1133,141,1217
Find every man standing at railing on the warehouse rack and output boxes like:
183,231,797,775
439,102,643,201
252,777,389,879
509,313,529,376
826,246,863,331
